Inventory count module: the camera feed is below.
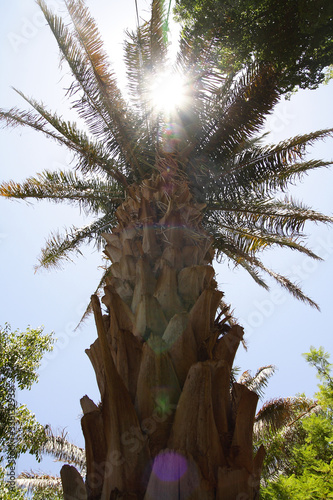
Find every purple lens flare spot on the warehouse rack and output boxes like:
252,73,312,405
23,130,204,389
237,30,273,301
152,451,188,482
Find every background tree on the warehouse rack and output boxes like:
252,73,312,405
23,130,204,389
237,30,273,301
175,0,333,93
0,426,85,499
238,364,320,484
0,324,84,499
0,324,54,497
0,0,332,498
261,347,333,499
0,324,53,464
15,427,85,499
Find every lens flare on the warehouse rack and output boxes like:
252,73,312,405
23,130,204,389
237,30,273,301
152,451,188,482
150,72,186,114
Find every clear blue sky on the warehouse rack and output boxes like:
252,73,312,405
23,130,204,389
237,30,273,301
1,0,333,478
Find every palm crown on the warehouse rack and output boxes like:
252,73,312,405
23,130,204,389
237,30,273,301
0,0,332,308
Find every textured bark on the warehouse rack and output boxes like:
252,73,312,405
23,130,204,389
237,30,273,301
62,171,264,499
61,464,87,500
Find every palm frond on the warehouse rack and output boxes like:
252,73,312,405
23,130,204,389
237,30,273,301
0,170,123,214
0,102,125,184
210,217,323,260
36,0,144,180
254,396,318,441
256,399,321,480
209,196,333,237
233,259,270,290
124,0,170,164
16,428,85,493
192,64,280,161
75,263,112,329
37,214,116,269
16,472,62,492
217,238,319,308
42,427,86,472
201,129,333,203
236,129,333,196
256,262,320,310
239,365,276,399
0,0,331,303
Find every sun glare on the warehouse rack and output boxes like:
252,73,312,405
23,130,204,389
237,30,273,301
150,72,186,114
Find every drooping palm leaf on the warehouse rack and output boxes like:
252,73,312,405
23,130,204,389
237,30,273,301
37,214,116,269
254,396,318,441
42,427,86,472
217,241,319,308
254,396,320,480
202,130,333,204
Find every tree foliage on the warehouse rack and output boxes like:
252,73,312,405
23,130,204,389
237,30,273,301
0,324,54,464
261,347,333,499
175,0,333,93
0,324,59,498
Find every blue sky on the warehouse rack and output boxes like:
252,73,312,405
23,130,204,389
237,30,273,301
1,0,333,479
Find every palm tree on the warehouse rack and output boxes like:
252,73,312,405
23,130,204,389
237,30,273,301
16,427,85,498
1,0,332,498
239,366,320,484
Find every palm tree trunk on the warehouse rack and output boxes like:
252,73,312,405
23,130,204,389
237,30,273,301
61,166,265,499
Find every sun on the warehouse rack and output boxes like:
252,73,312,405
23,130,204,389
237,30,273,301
150,71,187,114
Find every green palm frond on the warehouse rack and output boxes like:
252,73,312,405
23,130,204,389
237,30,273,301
206,193,332,305
0,170,123,214
124,29,154,139
37,214,116,269
239,365,276,399
212,220,323,261
233,259,270,290
124,0,170,163
126,0,168,95
240,129,333,195
257,263,320,309
16,428,85,494
210,215,322,258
